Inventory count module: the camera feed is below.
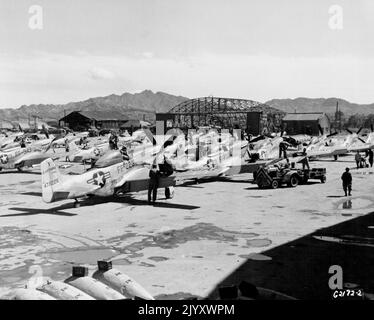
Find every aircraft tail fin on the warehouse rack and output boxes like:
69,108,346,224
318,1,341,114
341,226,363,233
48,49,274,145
41,158,62,203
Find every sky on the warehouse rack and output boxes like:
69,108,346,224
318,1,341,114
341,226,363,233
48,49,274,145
1,0,374,108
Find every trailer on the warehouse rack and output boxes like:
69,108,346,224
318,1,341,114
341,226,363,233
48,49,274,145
253,165,326,189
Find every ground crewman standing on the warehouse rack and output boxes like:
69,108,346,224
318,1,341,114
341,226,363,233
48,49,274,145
301,147,310,170
367,149,373,168
109,131,119,150
278,141,290,159
341,167,352,196
355,151,361,169
148,163,160,205
120,145,130,161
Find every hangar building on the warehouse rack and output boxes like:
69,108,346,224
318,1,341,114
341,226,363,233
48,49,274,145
282,113,330,136
156,96,284,135
58,110,129,131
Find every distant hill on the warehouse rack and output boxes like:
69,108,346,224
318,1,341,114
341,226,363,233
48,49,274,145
265,97,374,116
3,94,374,124
0,90,189,122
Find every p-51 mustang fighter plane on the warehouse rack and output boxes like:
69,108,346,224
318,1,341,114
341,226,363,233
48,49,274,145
41,158,176,207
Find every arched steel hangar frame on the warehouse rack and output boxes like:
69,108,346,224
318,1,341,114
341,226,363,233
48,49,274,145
156,96,284,135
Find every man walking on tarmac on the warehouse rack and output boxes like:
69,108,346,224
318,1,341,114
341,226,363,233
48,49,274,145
148,162,160,205
367,149,373,168
301,147,310,170
341,167,352,196
355,151,361,169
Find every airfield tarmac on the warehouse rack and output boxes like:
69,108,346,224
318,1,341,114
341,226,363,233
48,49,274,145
0,154,373,299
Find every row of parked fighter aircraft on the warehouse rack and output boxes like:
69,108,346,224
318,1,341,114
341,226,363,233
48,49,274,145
2,125,374,207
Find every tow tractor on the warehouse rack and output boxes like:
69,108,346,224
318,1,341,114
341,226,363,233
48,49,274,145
253,161,326,189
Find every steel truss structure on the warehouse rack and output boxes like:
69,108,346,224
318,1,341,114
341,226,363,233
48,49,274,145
161,97,284,135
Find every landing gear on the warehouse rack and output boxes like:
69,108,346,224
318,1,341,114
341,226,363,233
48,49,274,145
74,199,80,208
17,167,23,172
334,155,338,161
165,187,175,199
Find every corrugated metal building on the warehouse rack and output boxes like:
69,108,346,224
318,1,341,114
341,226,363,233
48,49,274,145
282,113,330,135
58,110,129,131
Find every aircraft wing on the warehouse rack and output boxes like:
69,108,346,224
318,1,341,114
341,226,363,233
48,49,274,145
307,147,348,158
115,166,176,193
348,144,373,152
114,167,150,188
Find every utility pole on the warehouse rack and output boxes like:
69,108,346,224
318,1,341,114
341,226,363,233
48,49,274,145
335,101,341,132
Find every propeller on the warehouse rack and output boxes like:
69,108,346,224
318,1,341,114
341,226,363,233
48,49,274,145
44,136,58,153
282,136,299,147
42,124,49,139
327,132,338,138
371,124,373,133
318,124,324,136
345,127,367,144
247,135,265,144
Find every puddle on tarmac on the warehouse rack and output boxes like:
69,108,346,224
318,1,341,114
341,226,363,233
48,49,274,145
47,248,119,264
339,198,372,210
148,256,169,262
239,253,272,261
246,239,272,247
139,262,155,268
106,223,260,252
341,200,353,209
111,258,132,265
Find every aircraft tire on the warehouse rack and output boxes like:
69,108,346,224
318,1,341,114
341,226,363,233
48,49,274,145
165,187,174,199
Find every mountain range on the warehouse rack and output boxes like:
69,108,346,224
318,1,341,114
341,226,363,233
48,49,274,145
265,97,374,117
1,91,374,123
0,90,188,123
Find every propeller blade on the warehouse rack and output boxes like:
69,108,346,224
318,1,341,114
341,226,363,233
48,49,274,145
346,128,353,134
42,124,49,139
247,135,265,144
44,136,58,153
318,124,324,135
357,127,363,135
371,124,373,133
327,132,338,137
358,138,366,144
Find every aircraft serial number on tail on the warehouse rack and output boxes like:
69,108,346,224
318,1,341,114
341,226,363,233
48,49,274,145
43,178,59,188
116,160,135,173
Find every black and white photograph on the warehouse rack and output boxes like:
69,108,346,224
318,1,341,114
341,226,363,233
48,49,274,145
0,0,373,308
